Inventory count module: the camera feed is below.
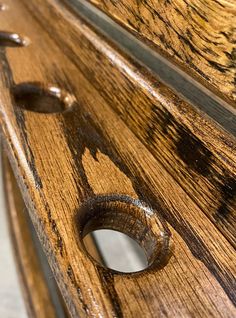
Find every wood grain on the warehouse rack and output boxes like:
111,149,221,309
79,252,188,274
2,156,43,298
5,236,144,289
85,0,236,106
17,0,236,247
0,0,235,317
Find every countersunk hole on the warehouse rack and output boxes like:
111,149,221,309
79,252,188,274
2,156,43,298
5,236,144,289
77,195,173,274
12,82,75,113
0,31,29,47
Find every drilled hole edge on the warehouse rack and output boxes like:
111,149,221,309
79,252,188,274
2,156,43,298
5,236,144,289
12,82,76,114
76,194,173,274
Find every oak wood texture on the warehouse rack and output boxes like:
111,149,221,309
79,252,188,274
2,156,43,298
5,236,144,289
0,0,235,317
86,0,236,106
21,0,236,247
2,153,58,318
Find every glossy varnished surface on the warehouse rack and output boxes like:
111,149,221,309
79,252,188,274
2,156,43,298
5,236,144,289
86,0,236,105
14,0,236,247
0,0,235,317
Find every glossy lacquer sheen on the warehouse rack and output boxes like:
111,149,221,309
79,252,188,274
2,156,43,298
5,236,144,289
0,0,235,317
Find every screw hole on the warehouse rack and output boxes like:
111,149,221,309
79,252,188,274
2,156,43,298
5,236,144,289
77,195,173,274
0,31,29,47
12,82,75,113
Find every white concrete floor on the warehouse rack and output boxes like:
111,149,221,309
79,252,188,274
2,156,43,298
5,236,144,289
0,153,27,318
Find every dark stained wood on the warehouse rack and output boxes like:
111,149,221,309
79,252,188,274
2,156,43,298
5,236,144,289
15,0,236,247
85,0,236,106
0,0,235,317
66,0,236,137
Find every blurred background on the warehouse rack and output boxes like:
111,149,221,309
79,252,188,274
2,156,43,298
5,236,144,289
0,153,27,318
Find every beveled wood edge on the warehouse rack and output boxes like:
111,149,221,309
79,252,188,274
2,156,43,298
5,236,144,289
66,0,236,136
2,150,64,318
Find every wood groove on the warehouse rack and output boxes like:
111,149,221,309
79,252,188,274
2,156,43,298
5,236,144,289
20,0,236,246
85,0,236,106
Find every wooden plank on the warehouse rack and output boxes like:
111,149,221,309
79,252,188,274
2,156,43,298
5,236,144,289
66,0,236,137
85,0,236,106
16,0,236,246
0,0,235,317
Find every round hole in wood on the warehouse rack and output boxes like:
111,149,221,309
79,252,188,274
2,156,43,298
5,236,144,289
77,195,173,274
0,31,29,47
12,82,75,113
